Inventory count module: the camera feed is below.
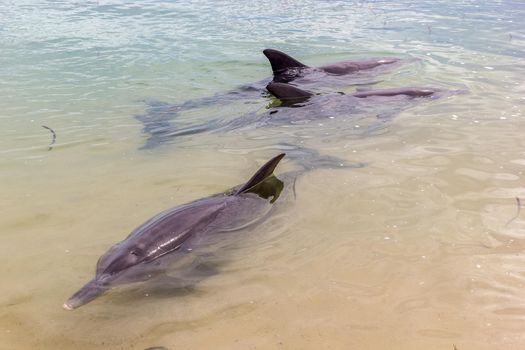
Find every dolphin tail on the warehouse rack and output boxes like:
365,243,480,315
235,153,286,195
63,278,109,310
266,82,313,102
263,49,308,73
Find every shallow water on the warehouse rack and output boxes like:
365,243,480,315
1,0,525,349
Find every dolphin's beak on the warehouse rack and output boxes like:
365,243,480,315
63,278,109,310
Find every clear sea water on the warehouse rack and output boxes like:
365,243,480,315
1,0,524,349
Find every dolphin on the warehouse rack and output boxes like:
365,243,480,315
138,83,464,148
230,82,463,127
265,82,456,102
64,153,288,310
263,48,410,84
264,82,467,124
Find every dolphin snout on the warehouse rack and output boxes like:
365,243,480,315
63,278,109,310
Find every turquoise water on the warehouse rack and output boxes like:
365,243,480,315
1,1,525,349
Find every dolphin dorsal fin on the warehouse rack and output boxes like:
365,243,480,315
263,49,308,73
235,153,286,195
266,83,312,100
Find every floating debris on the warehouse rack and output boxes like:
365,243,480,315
41,125,56,151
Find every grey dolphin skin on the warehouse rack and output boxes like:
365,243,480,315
263,48,407,83
64,153,287,310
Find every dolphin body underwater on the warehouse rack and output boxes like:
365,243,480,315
138,82,463,148
264,82,466,119
226,83,461,129
64,154,290,310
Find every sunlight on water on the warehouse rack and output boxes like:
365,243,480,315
1,0,524,349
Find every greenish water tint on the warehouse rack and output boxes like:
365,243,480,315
1,1,525,349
